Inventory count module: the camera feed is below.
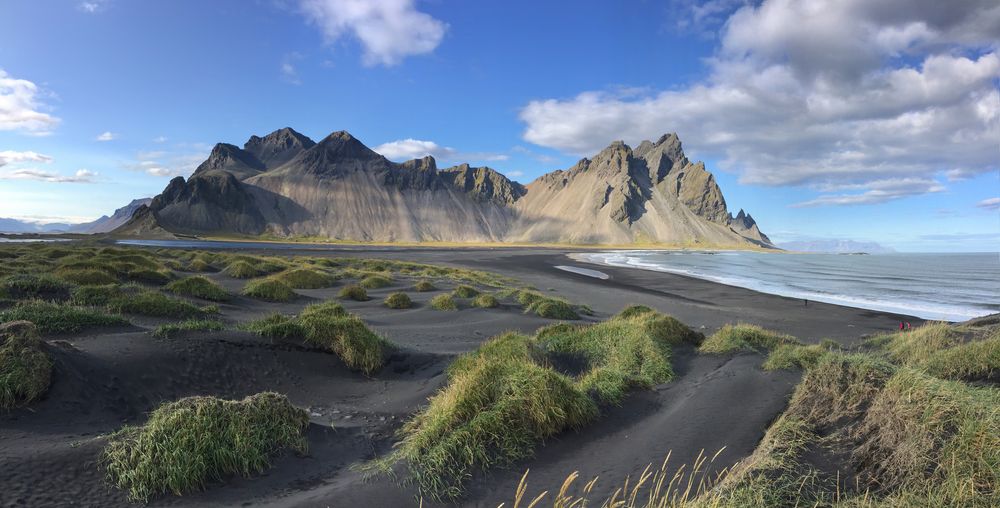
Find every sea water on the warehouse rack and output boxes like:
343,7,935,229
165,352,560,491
576,250,999,322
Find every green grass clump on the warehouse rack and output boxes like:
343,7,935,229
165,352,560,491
338,284,369,301
539,310,697,403
0,301,128,334
165,276,231,302
472,293,499,308
0,273,72,301
242,279,295,302
0,321,52,410
108,291,206,318
699,324,797,354
242,313,305,341
376,309,696,499
614,304,656,319
55,268,118,286
359,274,392,289
243,302,388,374
70,284,125,306
125,268,173,285
452,285,479,298
762,343,831,371
514,290,580,320
867,323,1000,381
384,292,412,309
413,280,436,292
186,259,215,272
223,260,260,278
273,268,336,289
299,311,389,374
103,392,309,502
921,337,1000,381
430,294,457,311
152,320,224,339
376,332,597,499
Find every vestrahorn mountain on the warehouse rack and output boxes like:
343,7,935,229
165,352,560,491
116,128,772,247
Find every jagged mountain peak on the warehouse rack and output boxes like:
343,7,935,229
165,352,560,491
244,127,316,169
313,130,383,160
193,143,265,179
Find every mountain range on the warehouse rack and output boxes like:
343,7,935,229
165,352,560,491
778,239,896,254
116,127,772,247
0,199,151,234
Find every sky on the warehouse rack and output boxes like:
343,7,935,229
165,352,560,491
0,0,997,252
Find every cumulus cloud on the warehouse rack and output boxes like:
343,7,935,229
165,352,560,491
0,70,60,135
0,150,53,167
96,131,117,141
976,197,1000,211
519,0,1000,206
124,149,208,178
0,168,97,183
374,138,508,164
299,0,447,66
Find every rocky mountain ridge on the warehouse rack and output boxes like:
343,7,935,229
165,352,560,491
117,128,772,247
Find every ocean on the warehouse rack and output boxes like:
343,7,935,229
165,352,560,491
575,250,1000,322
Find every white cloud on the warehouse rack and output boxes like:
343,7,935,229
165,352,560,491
374,138,508,164
152,135,168,143
96,131,117,141
518,0,1000,207
78,1,110,13
124,149,207,177
0,150,53,167
792,178,945,207
0,69,60,135
0,168,97,183
976,197,1000,211
281,52,303,84
505,170,525,178
299,0,447,66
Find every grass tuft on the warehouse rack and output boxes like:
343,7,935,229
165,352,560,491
300,312,390,374
273,268,336,289
699,324,797,354
384,292,412,309
0,321,52,409
242,313,305,341
108,290,207,318
103,392,309,502
452,285,479,298
359,274,392,289
242,279,296,302
338,284,369,301
152,319,225,339
430,294,458,311
165,276,231,302
0,274,73,301
413,280,436,292
472,293,499,308
223,260,260,278
0,300,128,334
55,268,118,286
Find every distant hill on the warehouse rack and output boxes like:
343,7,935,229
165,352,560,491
116,127,773,247
778,239,896,254
0,198,151,234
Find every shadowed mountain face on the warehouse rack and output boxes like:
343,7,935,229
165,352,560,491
118,127,771,246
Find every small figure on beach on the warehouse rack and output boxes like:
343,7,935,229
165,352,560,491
803,298,808,306
899,322,905,331
905,322,911,330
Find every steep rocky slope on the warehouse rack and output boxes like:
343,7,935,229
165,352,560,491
118,127,771,247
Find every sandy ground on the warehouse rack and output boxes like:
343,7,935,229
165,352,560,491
0,246,920,507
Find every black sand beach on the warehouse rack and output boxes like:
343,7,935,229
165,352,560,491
0,245,922,507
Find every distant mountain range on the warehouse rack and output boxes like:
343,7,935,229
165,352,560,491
115,127,772,247
778,239,896,254
0,199,151,234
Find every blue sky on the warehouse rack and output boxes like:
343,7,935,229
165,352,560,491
0,0,997,251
